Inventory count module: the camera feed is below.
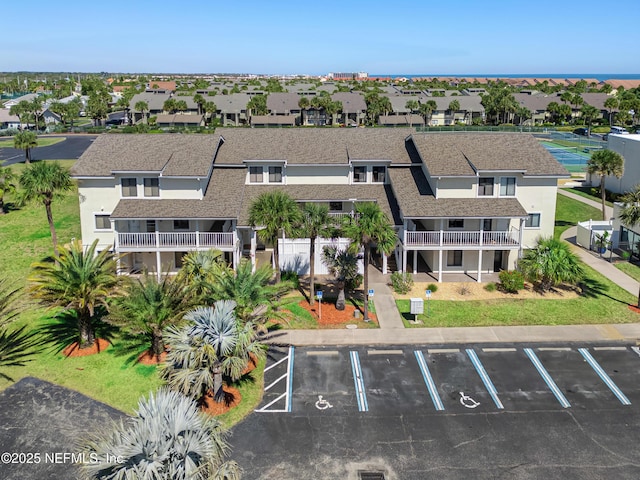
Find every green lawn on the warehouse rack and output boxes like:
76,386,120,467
554,193,602,239
0,161,263,419
615,261,640,283
0,137,65,148
565,187,614,208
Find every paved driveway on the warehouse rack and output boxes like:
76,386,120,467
232,343,640,479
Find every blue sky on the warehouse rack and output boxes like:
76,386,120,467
3,0,640,75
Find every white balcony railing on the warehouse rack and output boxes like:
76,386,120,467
117,232,235,249
405,230,519,247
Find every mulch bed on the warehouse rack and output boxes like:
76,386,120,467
137,350,168,365
628,305,640,314
200,386,242,416
62,338,111,357
297,299,377,327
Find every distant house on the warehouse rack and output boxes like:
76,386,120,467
155,114,204,128
215,93,250,126
146,81,177,91
250,115,296,127
0,109,21,129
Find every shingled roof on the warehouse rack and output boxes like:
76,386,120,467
71,134,219,177
410,133,568,177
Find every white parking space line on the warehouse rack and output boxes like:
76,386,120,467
524,348,571,408
427,348,460,354
538,347,572,351
256,346,294,413
466,349,504,409
367,349,404,355
593,346,628,351
578,348,631,406
482,348,517,352
306,350,339,356
350,351,368,412
414,351,445,411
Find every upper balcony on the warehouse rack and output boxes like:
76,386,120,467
116,232,236,251
404,230,520,249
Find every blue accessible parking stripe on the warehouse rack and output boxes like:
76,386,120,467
414,351,445,411
524,348,571,408
466,348,504,409
578,348,631,406
350,351,368,412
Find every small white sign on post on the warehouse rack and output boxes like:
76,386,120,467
368,289,374,297
316,291,323,320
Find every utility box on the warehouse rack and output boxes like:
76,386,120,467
410,298,424,315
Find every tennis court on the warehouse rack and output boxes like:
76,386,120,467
541,141,599,173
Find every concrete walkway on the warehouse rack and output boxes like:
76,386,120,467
266,189,640,347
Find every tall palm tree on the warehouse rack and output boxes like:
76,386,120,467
162,300,265,403
580,104,599,135
419,100,438,126
518,237,584,292
13,130,38,164
618,184,640,306
300,203,335,305
604,96,619,126
0,166,17,214
107,273,194,359
19,161,73,257
0,278,20,328
83,389,241,480
586,149,625,220
248,191,302,282
207,259,292,329
29,239,121,349
405,99,419,127
134,100,149,124
341,202,397,321
448,99,460,123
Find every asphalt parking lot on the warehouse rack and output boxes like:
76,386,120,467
232,343,640,479
0,135,96,165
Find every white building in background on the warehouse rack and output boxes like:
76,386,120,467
589,134,640,195
71,129,567,282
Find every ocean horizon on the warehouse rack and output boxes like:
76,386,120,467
371,73,640,81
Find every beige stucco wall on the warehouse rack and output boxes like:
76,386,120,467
160,177,204,199
285,165,350,185
435,177,475,198
516,176,558,248
77,178,119,252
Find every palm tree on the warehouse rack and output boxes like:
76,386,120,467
207,259,292,329
83,389,240,480
134,100,149,124
518,237,584,292
19,161,73,257
0,278,20,328
29,239,121,349
0,325,42,381
300,203,335,305
341,202,397,321
405,99,419,127
580,104,599,135
321,246,359,310
161,300,265,403
107,273,194,359
604,96,619,125
448,99,460,124
0,166,17,214
177,249,228,301
13,130,38,164
618,184,640,306
586,150,625,220
248,191,302,282
419,100,438,126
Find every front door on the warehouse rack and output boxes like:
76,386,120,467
493,250,503,272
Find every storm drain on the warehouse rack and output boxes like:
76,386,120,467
358,472,385,480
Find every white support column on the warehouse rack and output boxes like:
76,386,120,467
156,250,162,281
413,250,418,274
438,249,443,282
382,253,388,275
518,218,525,258
250,229,257,273
479,219,484,246
402,248,407,274
477,250,483,283
439,218,444,246
195,220,200,249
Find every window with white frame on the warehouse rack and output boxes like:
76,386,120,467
447,250,463,267
249,166,262,183
372,166,386,183
121,178,137,197
268,166,282,183
353,166,367,183
478,177,494,196
525,213,541,228
500,177,516,197
448,219,464,229
95,214,111,230
144,178,159,197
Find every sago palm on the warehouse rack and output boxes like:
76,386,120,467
176,249,229,301
162,300,265,403
518,237,584,292
321,246,359,310
108,273,194,359
83,388,241,480
29,239,121,349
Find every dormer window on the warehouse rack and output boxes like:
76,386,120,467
372,166,386,183
269,166,282,183
478,177,494,196
121,178,137,197
144,178,159,197
353,166,367,183
249,166,262,183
